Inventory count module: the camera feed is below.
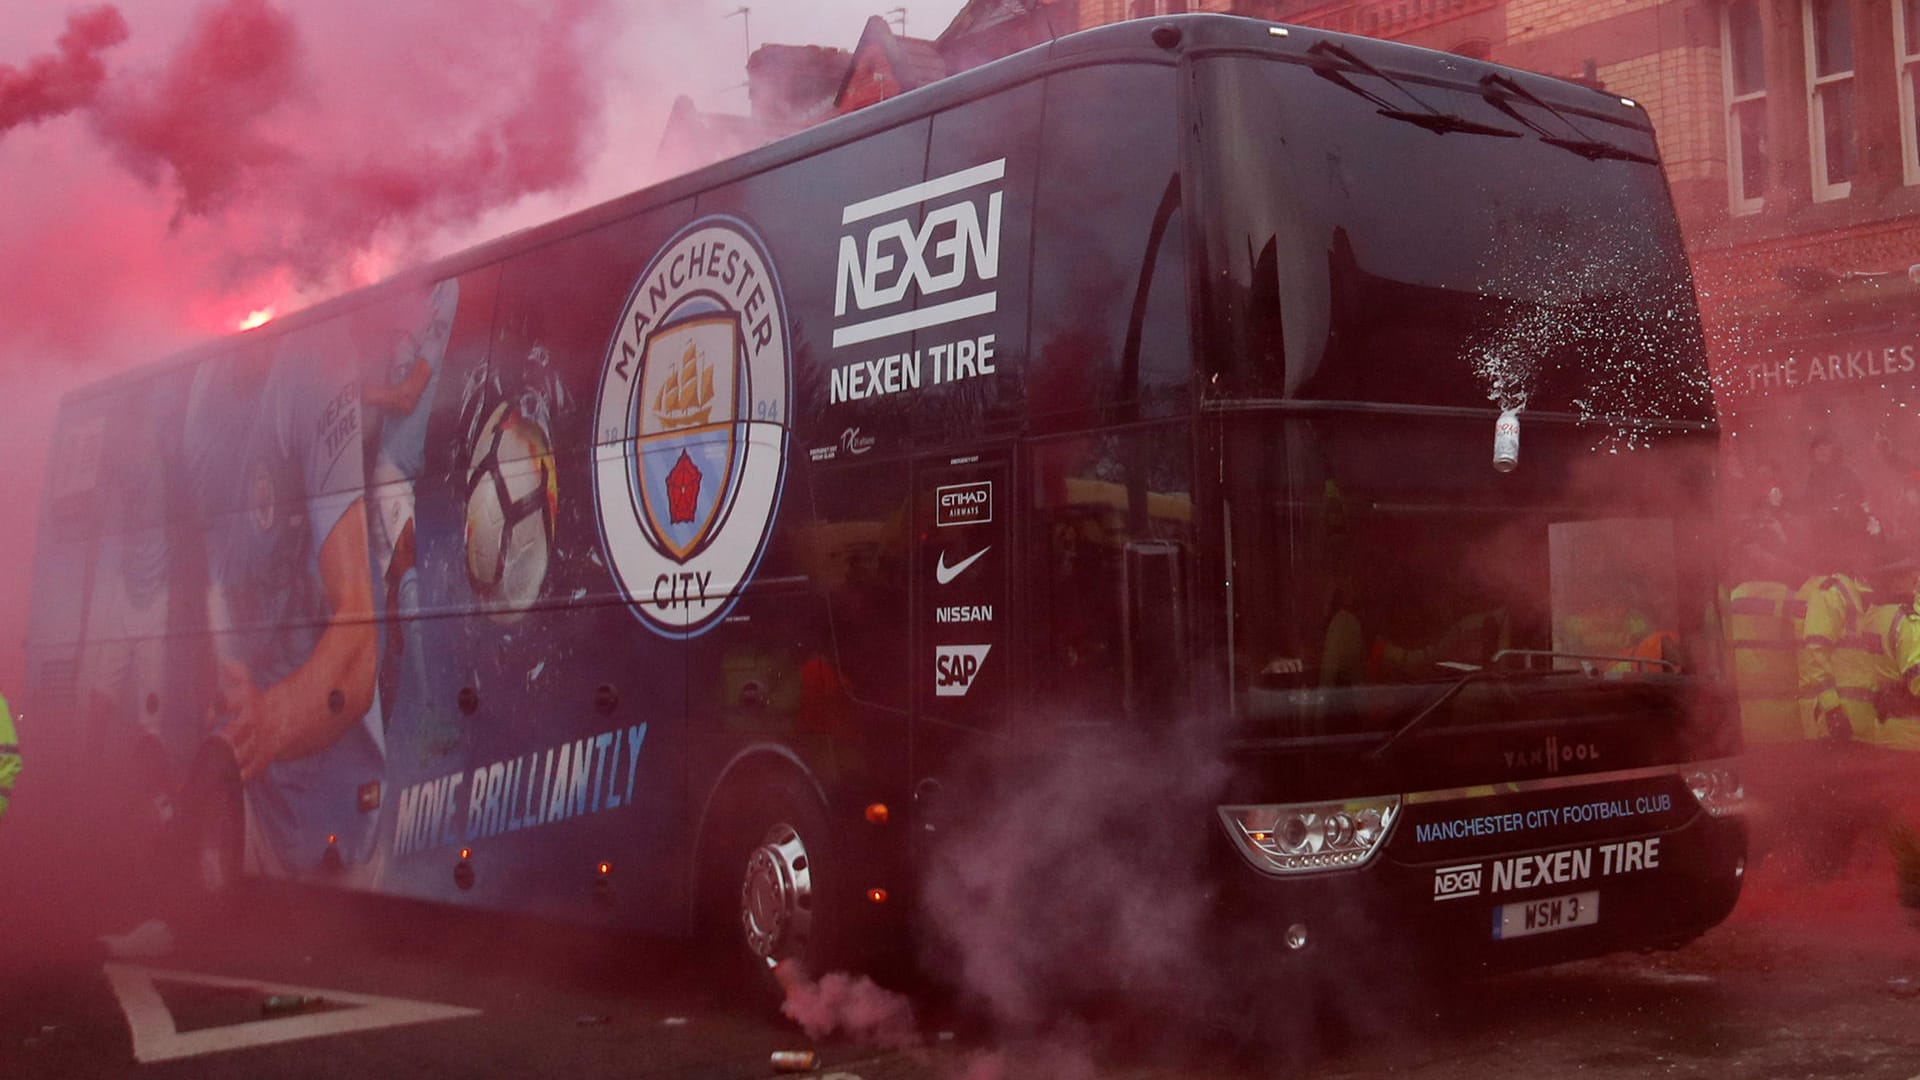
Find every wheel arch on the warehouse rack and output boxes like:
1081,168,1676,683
689,742,830,922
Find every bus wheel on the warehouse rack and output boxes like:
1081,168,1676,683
706,776,843,993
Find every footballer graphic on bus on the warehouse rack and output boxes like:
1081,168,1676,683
594,217,791,637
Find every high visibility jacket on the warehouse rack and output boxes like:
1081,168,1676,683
1789,576,1818,733
1729,581,1801,744
1799,573,1877,740
0,694,17,821
1873,603,1920,751
1609,629,1680,676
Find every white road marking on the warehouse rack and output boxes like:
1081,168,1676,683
102,963,481,1064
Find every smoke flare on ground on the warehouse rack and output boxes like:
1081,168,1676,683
774,962,920,1050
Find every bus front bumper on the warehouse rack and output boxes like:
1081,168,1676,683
1208,806,1747,977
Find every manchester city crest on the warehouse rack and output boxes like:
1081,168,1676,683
593,217,790,637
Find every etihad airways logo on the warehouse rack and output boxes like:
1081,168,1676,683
833,159,1004,349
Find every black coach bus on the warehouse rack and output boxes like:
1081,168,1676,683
24,14,1742,987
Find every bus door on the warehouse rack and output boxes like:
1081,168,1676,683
911,447,1014,836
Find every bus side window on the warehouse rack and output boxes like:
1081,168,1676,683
1030,63,1190,428
1029,426,1193,723
807,461,911,712
917,80,1041,442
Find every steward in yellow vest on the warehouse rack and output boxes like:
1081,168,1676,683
1872,591,1920,751
1800,573,1877,740
1729,581,1802,744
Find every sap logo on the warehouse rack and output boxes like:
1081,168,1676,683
1432,863,1483,902
833,159,1005,348
935,644,992,697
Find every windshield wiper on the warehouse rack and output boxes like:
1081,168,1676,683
1366,667,1501,762
1478,72,1659,165
1539,135,1659,164
1366,648,1675,762
1307,41,1522,139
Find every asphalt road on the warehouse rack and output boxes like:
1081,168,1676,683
4,836,1920,1080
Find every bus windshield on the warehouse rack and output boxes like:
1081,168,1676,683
1222,411,1722,733
1199,50,1711,423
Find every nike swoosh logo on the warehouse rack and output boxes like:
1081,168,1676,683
935,546,990,585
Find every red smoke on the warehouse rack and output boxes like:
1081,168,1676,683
0,6,127,132
90,0,299,220
70,0,615,286
775,961,921,1050
0,0,644,700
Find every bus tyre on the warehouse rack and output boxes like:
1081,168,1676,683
171,739,246,922
704,776,846,998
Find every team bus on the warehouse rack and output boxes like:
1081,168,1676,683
25,14,1743,990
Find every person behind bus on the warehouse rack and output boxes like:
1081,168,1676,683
1726,456,1802,742
1796,481,1884,743
184,331,384,883
1868,559,1920,752
1800,431,1869,536
1800,566,1876,743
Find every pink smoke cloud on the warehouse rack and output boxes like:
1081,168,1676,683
775,961,921,1051
0,6,127,132
0,0,650,696
89,0,298,220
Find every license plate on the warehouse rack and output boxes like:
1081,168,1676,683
1493,890,1599,940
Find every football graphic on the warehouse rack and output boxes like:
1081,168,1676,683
464,401,558,621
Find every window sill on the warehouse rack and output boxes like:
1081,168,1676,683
1689,183,1920,255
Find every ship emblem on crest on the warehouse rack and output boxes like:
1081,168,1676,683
593,217,791,638
635,313,740,560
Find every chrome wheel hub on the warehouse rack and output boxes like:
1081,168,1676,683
740,823,813,963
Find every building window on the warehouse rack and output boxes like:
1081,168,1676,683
1804,0,1855,200
1723,0,1768,213
1899,0,1920,184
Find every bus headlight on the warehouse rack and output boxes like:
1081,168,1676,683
1683,763,1744,818
1218,797,1401,875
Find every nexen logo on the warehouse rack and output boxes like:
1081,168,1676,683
1433,863,1483,901
834,159,1004,348
935,644,992,697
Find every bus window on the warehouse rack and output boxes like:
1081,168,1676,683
914,83,1041,444
1227,413,1717,729
1028,424,1193,723
1197,54,1705,421
1031,63,1191,427
809,461,911,711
